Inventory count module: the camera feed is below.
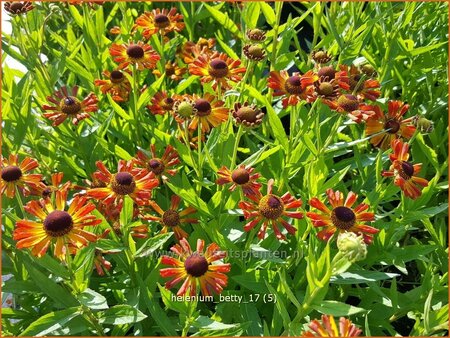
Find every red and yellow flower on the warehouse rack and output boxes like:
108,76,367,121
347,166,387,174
188,93,229,134
306,188,379,244
109,41,160,70
365,101,416,150
134,8,184,38
216,165,262,197
152,61,187,81
94,69,131,102
42,86,98,126
144,195,197,240
302,315,362,337
178,38,216,64
188,51,246,91
134,144,180,183
239,179,303,240
160,238,230,296
86,160,158,206
1,154,45,198
13,189,101,260
268,70,317,108
340,64,380,101
382,139,429,199
147,91,180,116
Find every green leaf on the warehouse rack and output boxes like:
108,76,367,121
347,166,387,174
192,316,250,336
78,288,108,310
97,305,147,325
20,307,81,336
311,300,366,316
134,232,173,258
330,271,400,284
260,2,276,26
120,195,134,226
108,94,131,120
204,4,242,39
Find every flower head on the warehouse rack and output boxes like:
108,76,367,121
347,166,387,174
337,232,367,262
4,1,34,15
86,160,158,206
243,44,266,61
153,61,187,81
188,51,246,91
268,70,317,108
109,41,160,70
94,69,131,102
160,238,230,296
134,8,184,38
231,102,265,128
217,165,262,197
1,154,45,198
246,28,266,42
303,315,362,337
365,101,416,150
340,64,380,101
307,188,379,244
239,179,303,240
311,49,333,65
178,38,216,64
382,139,429,199
144,195,197,240
147,91,180,115
42,86,98,126
13,189,100,260
188,93,229,134
134,144,180,183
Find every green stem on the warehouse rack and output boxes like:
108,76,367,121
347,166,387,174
131,64,142,144
231,125,243,168
14,186,25,217
196,121,203,194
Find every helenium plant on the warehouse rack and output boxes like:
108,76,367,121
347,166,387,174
1,1,448,337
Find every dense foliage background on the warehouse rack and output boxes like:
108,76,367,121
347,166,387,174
1,1,448,336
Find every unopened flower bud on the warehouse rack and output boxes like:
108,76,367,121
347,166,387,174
337,232,367,262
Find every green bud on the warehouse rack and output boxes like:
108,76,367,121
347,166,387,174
337,232,367,262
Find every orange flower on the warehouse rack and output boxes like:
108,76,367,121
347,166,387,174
216,165,262,197
1,154,45,198
365,101,416,150
178,38,216,64
94,69,131,102
144,195,197,240
160,238,230,296
109,41,160,70
147,91,180,115
93,250,112,276
382,139,429,199
267,70,317,108
188,93,229,133
86,160,158,206
340,64,381,101
231,102,265,128
323,94,374,123
239,179,303,240
134,144,180,183
303,315,362,337
42,86,98,126
13,189,101,260
30,172,70,199
306,188,379,244
153,61,187,81
134,8,184,38
4,1,34,15
188,51,246,91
